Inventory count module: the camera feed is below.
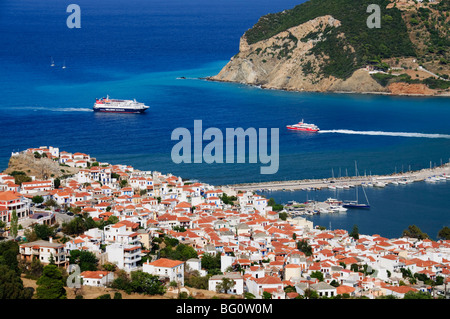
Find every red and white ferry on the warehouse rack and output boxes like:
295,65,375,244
286,119,320,132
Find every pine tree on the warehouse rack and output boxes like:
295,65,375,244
36,264,67,299
10,210,18,239
350,225,359,240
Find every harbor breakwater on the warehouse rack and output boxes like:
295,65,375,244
223,163,450,192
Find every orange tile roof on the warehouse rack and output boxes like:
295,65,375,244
336,285,355,295
0,191,20,201
147,258,184,268
255,276,282,285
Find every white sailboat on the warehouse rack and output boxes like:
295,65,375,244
62,60,66,69
50,57,55,67
343,161,370,209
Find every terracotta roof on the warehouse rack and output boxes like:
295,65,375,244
336,285,355,295
255,275,282,285
0,191,20,201
147,258,184,268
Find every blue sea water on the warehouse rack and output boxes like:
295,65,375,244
0,0,449,238
261,181,450,240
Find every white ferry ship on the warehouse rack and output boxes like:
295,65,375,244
93,96,149,113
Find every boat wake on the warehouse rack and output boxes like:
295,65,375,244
23,107,93,112
52,107,93,112
319,129,450,139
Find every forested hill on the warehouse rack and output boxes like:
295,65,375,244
210,0,449,95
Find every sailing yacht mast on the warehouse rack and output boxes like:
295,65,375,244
355,161,358,203
343,161,370,209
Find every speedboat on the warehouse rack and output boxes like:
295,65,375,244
287,119,319,132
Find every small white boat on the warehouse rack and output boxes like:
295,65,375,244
425,177,437,183
319,207,331,214
329,205,347,212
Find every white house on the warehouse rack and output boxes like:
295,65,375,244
80,271,114,287
0,191,30,222
186,258,208,276
284,264,302,282
246,265,265,279
105,243,141,272
208,272,244,295
379,254,401,273
221,254,236,273
21,180,54,193
143,258,185,286
310,282,337,298
246,275,285,299
383,285,418,298
53,191,71,207
19,238,67,266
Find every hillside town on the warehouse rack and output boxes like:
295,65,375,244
1,146,449,299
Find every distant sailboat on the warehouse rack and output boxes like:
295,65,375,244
50,57,55,67
62,60,66,69
343,161,370,209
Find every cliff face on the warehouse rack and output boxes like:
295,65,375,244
209,0,449,96
3,153,79,180
210,15,388,94
387,82,436,96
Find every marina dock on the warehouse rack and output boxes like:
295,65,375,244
222,163,450,193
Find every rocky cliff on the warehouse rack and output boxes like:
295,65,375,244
211,15,388,94
3,153,79,180
209,0,449,96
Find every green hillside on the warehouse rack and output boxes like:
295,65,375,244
244,0,416,78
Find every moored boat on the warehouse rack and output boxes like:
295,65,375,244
342,201,370,209
343,161,371,209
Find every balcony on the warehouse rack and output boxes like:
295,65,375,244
124,250,141,259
